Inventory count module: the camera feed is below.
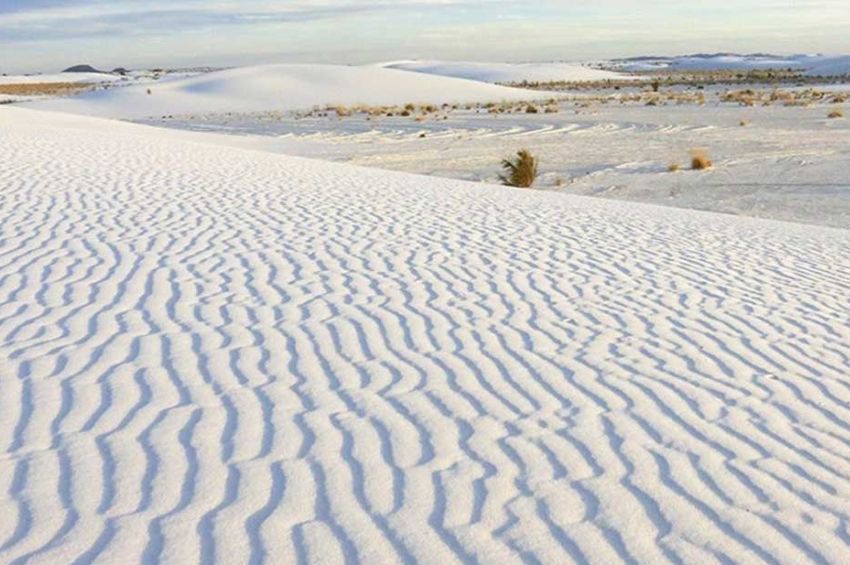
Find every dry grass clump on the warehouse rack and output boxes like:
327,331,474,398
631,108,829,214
499,149,538,188
828,109,845,119
668,163,681,173
525,104,539,114
690,149,713,170
721,89,758,106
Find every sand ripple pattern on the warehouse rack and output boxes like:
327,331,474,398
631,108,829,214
2,112,850,564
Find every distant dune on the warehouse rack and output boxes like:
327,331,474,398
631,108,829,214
26,63,556,119
805,55,850,76
610,53,850,75
384,60,634,83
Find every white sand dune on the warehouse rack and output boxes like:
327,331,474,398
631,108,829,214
805,56,850,77
25,64,554,120
385,60,632,83
0,72,124,85
2,106,850,563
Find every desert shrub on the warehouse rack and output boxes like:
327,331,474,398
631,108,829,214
668,163,681,173
499,149,538,188
525,104,539,114
828,109,845,119
690,149,713,170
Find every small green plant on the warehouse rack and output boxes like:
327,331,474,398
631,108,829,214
499,149,538,188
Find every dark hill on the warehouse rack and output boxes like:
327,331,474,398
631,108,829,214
62,64,105,74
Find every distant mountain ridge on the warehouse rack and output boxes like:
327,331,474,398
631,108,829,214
63,64,106,74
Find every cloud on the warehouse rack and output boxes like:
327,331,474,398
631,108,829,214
0,1,847,72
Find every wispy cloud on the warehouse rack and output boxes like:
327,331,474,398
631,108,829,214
1,0,847,73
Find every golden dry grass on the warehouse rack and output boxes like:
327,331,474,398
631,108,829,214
499,149,538,188
828,109,845,119
0,82,95,96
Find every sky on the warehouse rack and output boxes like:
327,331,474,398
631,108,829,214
1,0,848,73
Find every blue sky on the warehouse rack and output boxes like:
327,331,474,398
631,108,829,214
1,1,848,73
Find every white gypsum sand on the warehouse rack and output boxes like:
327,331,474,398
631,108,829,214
1,106,850,563
25,64,558,120
144,94,850,229
382,60,634,83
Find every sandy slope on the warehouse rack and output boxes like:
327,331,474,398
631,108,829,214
805,56,850,77
384,61,632,83
2,106,850,563
24,64,554,120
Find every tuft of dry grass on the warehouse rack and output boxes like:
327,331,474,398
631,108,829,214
690,149,713,170
828,109,845,119
499,149,538,188
668,163,681,173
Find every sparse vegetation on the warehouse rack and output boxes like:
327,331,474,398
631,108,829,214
828,109,845,119
499,150,538,188
504,68,835,92
668,163,681,173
